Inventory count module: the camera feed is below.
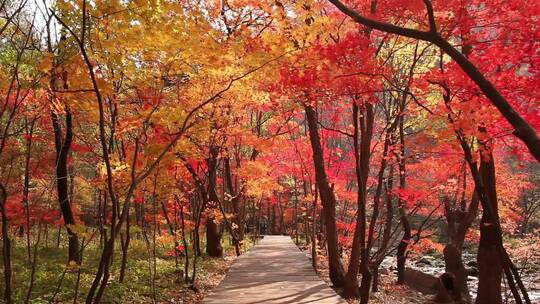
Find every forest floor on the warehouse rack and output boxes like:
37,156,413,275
307,250,431,304
5,234,254,303
299,236,540,304
12,233,538,303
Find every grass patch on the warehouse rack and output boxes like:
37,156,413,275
3,231,256,303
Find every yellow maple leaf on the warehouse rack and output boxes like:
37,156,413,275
38,54,54,73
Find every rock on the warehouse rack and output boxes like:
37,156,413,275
433,272,464,303
433,261,445,268
417,256,435,266
404,267,439,294
380,256,397,269
466,260,477,268
467,267,479,276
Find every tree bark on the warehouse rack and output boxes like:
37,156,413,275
0,183,12,304
23,119,35,262
51,106,80,264
119,207,130,283
206,146,223,257
224,156,244,247
476,148,502,304
344,102,374,300
396,110,410,284
442,191,479,302
304,104,346,287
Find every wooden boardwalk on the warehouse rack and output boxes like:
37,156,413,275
203,235,346,304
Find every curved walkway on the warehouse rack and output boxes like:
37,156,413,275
203,235,346,304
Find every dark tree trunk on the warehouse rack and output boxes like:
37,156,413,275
119,207,130,283
23,119,35,262
311,187,319,269
51,107,80,264
161,200,180,267
476,150,503,304
224,156,244,243
443,244,468,302
396,220,410,284
396,112,410,284
371,164,395,292
304,104,346,287
364,104,397,298
206,146,223,257
206,212,222,257
0,184,12,304
344,102,374,300
443,189,479,302
179,199,190,282
193,195,202,257
25,223,42,304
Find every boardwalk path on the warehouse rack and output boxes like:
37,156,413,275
204,235,346,304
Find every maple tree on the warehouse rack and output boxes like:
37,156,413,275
0,0,539,303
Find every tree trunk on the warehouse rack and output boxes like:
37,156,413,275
476,149,502,304
304,104,346,287
443,244,468,303
344,102,374,300
23,119,35,262
206,202,223,257
179,199,190,282
224,156,244,243
396,219,411,284
0,184,12,304
311,187,319,269
206,146,223,257
396,112,410,284
443,188,479,302
51,107,80,264
119,207,130,283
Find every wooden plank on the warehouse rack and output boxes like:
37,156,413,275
203,235,346,304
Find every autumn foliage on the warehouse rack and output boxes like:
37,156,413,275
0,0,539,303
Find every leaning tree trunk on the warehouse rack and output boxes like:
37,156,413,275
51,107,80,264
304,104,346,287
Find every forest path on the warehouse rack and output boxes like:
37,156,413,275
203,235,346,304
